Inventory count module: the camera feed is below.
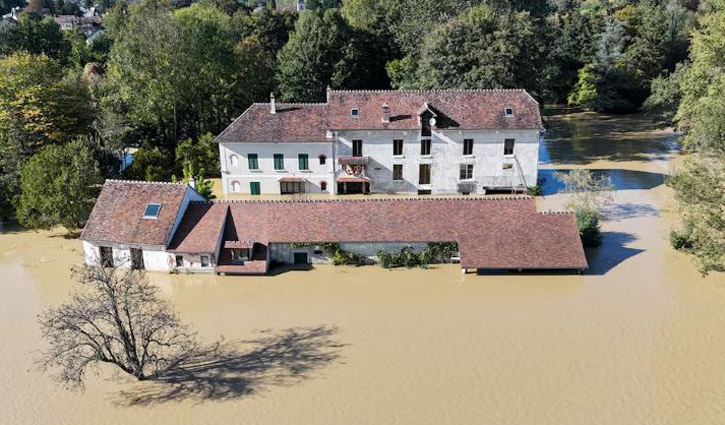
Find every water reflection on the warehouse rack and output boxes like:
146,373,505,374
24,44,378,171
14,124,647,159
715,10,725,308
540,110,680,165
539,169,667,195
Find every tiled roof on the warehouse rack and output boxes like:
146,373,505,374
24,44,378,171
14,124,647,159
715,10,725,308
215,103,328,143
167,203,229,253
80,180,193,246
214,89,541,144
458,211,588,270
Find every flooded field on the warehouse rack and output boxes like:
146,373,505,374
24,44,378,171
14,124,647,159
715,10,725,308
2,111,725,425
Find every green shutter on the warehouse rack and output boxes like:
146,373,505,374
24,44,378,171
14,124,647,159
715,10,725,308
248,154,258,170
250,182,260,195
274,154,284,170
298,154,309,170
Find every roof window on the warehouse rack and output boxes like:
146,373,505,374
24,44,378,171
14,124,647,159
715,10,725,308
504,107,514,116
143,203,161,219
351,108,360,117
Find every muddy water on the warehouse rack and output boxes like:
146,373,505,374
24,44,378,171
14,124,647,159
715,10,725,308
2,111,725,425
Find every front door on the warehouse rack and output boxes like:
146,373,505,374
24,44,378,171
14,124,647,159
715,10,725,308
130,248,144,270
293,252,308,264
250,182,260,195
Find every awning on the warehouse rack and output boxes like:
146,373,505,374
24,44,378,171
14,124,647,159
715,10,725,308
338,156,369,165
224,241,255,249
337,175,370,183
278,176,306,183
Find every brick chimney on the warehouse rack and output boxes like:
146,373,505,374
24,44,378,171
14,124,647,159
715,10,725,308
270,92,276,114
382,103,390,123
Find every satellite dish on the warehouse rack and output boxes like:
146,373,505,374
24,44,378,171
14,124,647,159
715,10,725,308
429,117,436,127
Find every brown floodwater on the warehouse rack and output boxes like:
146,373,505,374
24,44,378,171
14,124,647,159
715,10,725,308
2,111,725,425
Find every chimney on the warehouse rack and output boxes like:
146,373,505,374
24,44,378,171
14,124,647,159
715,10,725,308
381,103,390,123
270,92,276,114
326,85,331,103
188,177,197,190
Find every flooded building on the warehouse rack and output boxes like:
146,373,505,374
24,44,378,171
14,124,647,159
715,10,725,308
216,89,542,196
81,180,588,275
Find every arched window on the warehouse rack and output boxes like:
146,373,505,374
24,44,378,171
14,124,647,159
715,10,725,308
229,154,238,166
319,154,327,165
231,181,241,192
320,181,327,191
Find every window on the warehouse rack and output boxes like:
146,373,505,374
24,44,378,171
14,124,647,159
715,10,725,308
231,248,249,262
419,164,431,185
502,163,514,170
505,107,514,116
99,246,113,267
200,255,210,268
281,181,305,194
298,154,309,170
393,164,403,181
504,139,515,156
351,108,360,117
460,164,474,180
143,203,161,219
392,139,404,156
248,153,258,170
463,139,474,156
175,255,184,268
231,181,241,192
320,181,327,191
352,139,363,157
319,154,327,165
229,154,238,166
130,248,144,270
250,182,260,195
274,153,284,170
420,139,431,156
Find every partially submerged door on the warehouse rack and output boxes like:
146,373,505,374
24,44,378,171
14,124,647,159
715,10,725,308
293,252,309,264
130,248,145,270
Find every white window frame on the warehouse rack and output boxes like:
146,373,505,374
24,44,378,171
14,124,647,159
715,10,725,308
459,164,474,181
142,203,162,219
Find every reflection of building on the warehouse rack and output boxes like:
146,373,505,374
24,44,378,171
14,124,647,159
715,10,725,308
80,180,588,275
216,89,542,196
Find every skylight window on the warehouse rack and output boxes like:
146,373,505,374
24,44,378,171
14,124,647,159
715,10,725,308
351,108,360,117
504,107,514,116
143,203,161,219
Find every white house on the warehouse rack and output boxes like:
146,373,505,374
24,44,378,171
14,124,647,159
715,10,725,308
215,89,542,196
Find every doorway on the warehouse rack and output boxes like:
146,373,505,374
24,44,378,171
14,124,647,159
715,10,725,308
99,246,113,267
130,248,145,270
293,252,309,264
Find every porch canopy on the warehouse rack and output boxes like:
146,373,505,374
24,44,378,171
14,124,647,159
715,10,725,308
278,176,306,182
337,175,370,183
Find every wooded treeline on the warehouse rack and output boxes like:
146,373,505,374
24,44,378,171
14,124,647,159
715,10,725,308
0,0,722,271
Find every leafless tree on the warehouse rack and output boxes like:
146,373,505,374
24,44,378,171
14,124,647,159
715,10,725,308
38,264,198,390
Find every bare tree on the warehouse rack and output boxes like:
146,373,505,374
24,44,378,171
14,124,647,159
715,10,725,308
38,264,198,390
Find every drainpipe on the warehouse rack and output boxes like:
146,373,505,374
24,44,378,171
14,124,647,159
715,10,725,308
332,131,338,195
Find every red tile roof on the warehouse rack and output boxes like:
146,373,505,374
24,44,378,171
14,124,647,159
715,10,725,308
214,89,541,144
81,180,195,246
167,203,229,253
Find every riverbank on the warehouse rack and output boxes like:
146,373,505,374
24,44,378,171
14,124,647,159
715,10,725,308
2,111,724,425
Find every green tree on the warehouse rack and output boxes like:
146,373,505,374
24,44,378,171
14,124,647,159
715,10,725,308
122,147,173,181
415,5,542,93
644,62,688,128
173,163,214,199
17,140,103,231
0,12,70,61
668,0,725,274
175,133,220,178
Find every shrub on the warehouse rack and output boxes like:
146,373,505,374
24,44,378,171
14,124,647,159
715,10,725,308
669,229,694,251
576,209,602,247
527,185,542,196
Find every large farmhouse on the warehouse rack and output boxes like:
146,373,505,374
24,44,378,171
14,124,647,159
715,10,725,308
216,89,542,196
80,180,588,275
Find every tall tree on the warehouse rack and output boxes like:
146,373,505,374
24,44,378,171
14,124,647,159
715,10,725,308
669,0,725,274
0,12,70,60
17,139,103,231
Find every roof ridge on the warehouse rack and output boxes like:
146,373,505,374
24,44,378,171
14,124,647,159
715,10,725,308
213,196,532,205
328,88,527,94
105,179,187,186
539,210,575,215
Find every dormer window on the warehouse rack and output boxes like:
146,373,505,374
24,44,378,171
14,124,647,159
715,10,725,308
351,108,360,117
143,203,161,219
504,107,514,116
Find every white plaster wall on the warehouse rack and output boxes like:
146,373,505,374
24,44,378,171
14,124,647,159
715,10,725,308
220,142,334,195
82,241,172,272
173,253,216,272
269,242,429,264
335,129,540,194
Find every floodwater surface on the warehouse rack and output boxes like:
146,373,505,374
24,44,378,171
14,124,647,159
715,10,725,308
2,111,725,425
